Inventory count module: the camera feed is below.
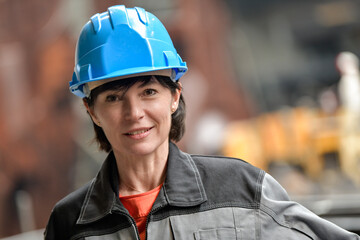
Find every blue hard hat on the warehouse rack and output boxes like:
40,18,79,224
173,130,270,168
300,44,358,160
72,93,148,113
69,5,188,98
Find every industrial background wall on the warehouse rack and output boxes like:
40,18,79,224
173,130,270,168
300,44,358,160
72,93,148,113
0,0,359,238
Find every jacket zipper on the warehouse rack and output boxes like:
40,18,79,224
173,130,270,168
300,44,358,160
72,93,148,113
113,210,141,240
129,215,141,240
144,204,166,240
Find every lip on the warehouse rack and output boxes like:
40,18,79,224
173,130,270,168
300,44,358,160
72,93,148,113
124,127,153,139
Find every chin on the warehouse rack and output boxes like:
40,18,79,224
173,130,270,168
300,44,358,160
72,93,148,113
119,140,169,156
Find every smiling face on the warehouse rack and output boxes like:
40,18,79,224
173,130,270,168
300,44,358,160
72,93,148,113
84,76,181,158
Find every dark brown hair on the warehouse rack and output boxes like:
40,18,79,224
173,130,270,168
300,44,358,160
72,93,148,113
83,75,186,152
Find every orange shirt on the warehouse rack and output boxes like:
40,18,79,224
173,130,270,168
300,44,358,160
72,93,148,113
119,184,162,240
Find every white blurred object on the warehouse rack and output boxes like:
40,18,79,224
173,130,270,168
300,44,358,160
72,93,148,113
336,51,360,113
15,191,35,233
187,111,227,155
0,229,44,240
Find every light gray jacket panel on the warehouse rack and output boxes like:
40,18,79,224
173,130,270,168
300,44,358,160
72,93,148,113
260,173,359,240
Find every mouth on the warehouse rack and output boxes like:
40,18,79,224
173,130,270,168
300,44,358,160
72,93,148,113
125,127,153,136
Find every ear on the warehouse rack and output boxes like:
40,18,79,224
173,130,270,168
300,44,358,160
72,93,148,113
171,83,182,112
83,99,101,127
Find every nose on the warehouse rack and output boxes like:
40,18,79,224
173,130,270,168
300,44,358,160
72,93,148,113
123,97,144,121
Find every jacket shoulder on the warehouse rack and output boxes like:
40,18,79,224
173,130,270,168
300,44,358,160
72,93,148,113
190,154,265,207
191,154,260,168
191,154,263,180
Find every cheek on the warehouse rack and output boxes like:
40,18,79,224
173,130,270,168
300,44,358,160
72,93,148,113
150,101,172,126
95,106,121,128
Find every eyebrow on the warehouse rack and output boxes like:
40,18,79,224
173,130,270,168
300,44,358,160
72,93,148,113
138,76,157,88
106,76,158,97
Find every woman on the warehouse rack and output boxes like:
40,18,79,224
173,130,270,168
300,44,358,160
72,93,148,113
45,5,359,240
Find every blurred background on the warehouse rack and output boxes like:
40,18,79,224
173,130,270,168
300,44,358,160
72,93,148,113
0,0,360,238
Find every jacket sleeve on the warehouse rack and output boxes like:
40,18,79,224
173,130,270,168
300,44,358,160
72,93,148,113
259,173,360,240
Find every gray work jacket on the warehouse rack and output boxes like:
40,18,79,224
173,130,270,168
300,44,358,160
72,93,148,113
44,142,359,239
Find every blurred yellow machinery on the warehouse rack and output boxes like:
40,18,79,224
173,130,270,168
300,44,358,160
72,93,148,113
222,107,360,185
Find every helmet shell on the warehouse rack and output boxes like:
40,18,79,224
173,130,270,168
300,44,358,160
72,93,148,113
69,5,187,98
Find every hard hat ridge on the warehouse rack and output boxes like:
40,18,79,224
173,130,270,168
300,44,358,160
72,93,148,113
69,5,187,98
108,5,130,29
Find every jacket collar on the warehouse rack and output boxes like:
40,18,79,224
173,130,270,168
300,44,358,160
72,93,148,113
77,142,207,224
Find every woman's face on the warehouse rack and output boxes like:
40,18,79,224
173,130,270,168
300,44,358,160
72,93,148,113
86,77,181,157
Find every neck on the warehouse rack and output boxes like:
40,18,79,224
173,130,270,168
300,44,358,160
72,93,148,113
114,142,169,196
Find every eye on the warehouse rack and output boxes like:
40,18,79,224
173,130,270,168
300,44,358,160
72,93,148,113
143,89,157,96
105,94,120,102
